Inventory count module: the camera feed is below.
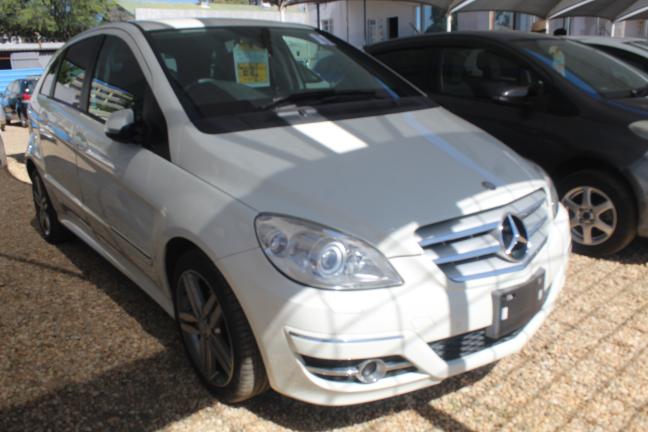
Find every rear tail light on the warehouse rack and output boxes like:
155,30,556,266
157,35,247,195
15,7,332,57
22,92,31,101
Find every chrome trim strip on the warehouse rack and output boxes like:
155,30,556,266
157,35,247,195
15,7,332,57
526,214,549,238
110,227,152,261
289,332,404,344
305,360,413,378
517,195,546,219
419,222,499,248
441,235,549,282
433,244,501,265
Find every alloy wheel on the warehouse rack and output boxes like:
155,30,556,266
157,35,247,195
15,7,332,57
177,270,234,387
562,186,617,246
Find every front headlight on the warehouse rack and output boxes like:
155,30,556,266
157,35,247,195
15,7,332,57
527,161,560,217
255,214,403,290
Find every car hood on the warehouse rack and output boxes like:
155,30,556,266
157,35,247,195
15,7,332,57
178,107,544,257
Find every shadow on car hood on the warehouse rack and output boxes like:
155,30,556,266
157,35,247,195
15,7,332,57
178,107,542,257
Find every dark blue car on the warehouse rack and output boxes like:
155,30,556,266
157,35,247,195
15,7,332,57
1,77,38,129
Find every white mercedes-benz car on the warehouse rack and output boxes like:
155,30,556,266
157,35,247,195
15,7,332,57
25,19,571,405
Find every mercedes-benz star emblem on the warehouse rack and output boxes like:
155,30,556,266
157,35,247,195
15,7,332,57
498,214,529,262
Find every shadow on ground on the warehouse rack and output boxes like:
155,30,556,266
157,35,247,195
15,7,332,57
1,220,491,431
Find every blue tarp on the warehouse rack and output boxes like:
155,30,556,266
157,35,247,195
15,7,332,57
0,68,42,93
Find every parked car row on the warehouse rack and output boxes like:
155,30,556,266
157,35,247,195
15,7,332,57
367,31,648,257
20,19,647,407
1,77,38,130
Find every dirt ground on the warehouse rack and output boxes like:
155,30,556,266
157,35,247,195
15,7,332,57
0,126,646,431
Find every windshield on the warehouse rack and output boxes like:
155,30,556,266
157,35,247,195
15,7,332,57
515,39,648,98
146,26,427,132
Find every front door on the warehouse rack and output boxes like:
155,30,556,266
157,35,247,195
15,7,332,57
431,44,551,165
75,34,170,281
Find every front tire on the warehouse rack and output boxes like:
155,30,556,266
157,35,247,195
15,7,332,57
30,171,71,244
173,250,268,403
558,170,636,256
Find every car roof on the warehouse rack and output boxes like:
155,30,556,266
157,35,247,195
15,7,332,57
569,36,645,45
569,36,648,58
366,30,556,52
135,18,313,32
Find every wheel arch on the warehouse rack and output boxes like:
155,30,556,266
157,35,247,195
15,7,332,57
164,237,205,294
25,157,37,178
550,157,639,213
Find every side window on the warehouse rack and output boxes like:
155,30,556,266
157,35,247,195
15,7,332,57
53,37,103,109
375,48,434,92
89,36,147,122
440,47,541,99
90,36,169,160
40,55,61,97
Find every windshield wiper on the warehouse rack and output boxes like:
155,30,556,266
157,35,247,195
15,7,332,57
261,89,391,110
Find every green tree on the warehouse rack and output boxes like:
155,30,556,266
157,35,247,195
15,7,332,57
0,0,115,40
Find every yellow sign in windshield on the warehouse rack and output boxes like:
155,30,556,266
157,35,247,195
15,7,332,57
233,43,270,87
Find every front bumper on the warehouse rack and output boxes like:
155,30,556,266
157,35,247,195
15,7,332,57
217,206,571,406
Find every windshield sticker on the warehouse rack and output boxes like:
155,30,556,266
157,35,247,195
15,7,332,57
309,33,335,46
233,42,270,87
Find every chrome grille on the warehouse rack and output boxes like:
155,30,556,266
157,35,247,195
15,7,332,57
417,189,549,282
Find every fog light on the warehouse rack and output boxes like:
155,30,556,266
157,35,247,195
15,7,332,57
355,359,387,384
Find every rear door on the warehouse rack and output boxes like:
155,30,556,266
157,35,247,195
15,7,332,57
36,36,103,225
74,33,170,280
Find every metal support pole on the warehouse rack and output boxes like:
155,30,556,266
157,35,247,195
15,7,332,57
363,0,367,45
446,14,453,32
317,2,321,29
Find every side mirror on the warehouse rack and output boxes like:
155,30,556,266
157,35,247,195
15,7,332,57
105,108,141,143
495,85,531,106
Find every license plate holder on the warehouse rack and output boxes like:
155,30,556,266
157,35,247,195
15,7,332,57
487,271,546,340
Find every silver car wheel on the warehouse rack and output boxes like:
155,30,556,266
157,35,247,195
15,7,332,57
562,186,617,246
177,270,234,387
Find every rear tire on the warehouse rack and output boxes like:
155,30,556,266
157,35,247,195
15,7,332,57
557,170,636,256
30,171,72,244
173,250,269,403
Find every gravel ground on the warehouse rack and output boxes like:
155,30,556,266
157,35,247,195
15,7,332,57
1,162,647,431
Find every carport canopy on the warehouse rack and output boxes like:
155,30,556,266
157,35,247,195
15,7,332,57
617,0,648,21
450,0,564,17
547,0,639,21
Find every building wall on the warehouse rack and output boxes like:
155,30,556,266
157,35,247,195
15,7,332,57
457,11,490,31
296,0,418,48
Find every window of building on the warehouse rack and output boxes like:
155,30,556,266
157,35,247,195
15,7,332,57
321,19,333,34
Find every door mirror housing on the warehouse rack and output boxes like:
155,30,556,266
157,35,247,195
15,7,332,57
105,108,141,143
495,85,531,106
